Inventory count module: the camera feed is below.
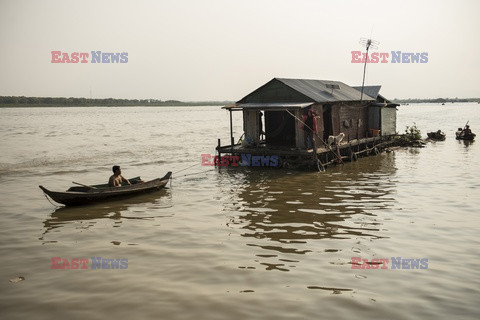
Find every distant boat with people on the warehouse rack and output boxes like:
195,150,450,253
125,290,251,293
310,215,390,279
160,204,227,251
427,130,446,141
455,124,476,141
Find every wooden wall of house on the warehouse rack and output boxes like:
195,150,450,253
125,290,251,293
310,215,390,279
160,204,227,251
332,106,341,137
368,106,381,131
336,104,369,140
243,110,260,143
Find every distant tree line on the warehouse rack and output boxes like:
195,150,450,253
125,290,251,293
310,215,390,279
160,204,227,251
2,95,478,107
0,96,233,107
392,97,480,104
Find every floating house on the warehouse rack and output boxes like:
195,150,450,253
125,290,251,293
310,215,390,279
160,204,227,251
217,78,399,170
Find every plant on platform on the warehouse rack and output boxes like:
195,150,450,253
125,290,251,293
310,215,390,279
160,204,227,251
404,123,422,141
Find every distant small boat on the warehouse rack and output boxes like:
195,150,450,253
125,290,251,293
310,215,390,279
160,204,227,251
427,130,446,141
455,126,476,141
40,172,172,206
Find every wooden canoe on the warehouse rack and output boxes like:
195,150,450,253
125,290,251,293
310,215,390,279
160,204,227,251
455,131,476,140
427,131,446,141
39,172,172,206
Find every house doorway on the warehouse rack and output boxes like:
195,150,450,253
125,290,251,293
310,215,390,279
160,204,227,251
265,110,295,147
323,106,333,140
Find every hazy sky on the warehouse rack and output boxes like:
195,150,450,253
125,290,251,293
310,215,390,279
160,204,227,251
1,0,479,101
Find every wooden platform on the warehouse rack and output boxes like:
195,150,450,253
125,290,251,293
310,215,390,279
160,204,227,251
216,136,399,171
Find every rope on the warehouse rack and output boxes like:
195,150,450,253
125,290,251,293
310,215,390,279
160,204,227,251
285,110,327,145
173,168,217,178
43,193,62,209
168,160,218,181
237,133,245,144
174,162,201,174
285,110,343,163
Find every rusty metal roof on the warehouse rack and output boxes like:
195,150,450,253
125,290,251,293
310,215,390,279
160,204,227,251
275,78,375,102
236,78,375,105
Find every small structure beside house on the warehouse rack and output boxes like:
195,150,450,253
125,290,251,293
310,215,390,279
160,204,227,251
217,78,399,170
352,85,398,136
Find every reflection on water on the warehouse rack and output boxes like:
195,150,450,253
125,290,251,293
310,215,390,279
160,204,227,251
220,153,397,271
457,139,475,148
1,105,479,320
40,189,173,244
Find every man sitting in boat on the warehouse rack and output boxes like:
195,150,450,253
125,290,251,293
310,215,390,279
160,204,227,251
108,165,132,187
464,125,472,136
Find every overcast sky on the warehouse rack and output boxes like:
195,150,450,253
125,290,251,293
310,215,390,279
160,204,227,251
0,0,478,101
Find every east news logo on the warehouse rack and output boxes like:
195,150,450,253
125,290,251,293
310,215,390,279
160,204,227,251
351,257,429,269
351,51,428,63
51,257,128,269
202,154,279,167
51,51,128,63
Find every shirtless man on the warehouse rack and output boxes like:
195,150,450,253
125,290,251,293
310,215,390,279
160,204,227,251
108,165,131,187
464,125,472,136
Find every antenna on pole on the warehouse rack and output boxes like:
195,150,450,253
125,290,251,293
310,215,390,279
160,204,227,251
359,37,379,102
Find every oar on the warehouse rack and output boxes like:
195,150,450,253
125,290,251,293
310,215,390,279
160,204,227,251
72,181,97,189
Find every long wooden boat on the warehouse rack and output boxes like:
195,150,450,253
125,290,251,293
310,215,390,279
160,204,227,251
39,172,172,206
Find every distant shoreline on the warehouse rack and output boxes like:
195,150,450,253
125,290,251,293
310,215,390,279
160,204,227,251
393,98,480,104
0,96,233,108
1,95,479,108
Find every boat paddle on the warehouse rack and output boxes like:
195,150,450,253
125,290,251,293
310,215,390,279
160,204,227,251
72,181,97,189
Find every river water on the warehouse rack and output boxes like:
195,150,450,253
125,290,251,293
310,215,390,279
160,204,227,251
0,104,479,319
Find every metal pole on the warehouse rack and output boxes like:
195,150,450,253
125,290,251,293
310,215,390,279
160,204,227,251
360,46,369,103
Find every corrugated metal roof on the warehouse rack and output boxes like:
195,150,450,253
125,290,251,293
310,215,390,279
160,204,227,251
352,85,382,99
275,78,375,102
352,85,398,107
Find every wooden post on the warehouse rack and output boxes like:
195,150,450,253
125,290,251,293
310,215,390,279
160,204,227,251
294,109,305,149
356,119,359,140
312,135,318,170
217,138,221,167
229,109,234,147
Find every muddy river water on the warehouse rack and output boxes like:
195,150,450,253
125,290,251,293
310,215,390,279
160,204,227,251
0,103,479,319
